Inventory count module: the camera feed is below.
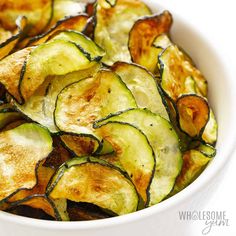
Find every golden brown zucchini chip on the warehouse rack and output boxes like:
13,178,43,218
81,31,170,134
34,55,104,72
60,134,100,157
170,149,211,195
0,47,33,104
94,0,151,65
111,61,169,120
47,157,139,216
0,16,27,60
7,163,54,204
0,123,53,203
159,45,208,101
95,108,182,205
15,63,100,133
0,0,53,37
54,70,137,141
6,162,65,220
176,95,209,138
128,11,172,73
95,122,155,204
29,14,89,46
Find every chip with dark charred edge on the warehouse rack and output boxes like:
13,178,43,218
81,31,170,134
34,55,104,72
60,134,99,157
7,162,54,204
159,45,208,101
176,95,210,138
67,201,111,221
29,14,89,46
128,11,173,73
48,157,139,216
0,0,53,37
6,204,54,220
43,136,71,169
0,16,27,60
0,47,33,104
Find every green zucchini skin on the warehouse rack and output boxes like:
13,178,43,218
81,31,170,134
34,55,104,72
111,61,169,120
6,194,63,221
47,156,139,216
94,108,182,205
15,63,101,133
94,121,156,205
19,33,104,103
0,123,53,204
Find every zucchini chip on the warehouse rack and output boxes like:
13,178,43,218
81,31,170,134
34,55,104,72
16,63,100,133
60,134,100,157
170,149,211,195
95,122,155,204
0,0,53,37
47,157,139,216
94,0,151,65
0,104,22,130
20,35,104,102
54,70,137,139
128,11,172,73
0,123,53,203
159,45,208,101
176,95,210,138
111,61,169,120
202,109,218,145
6,162,67,220
29,14,89,46
0,16,27,60
95,108,182,205
0,47,33,103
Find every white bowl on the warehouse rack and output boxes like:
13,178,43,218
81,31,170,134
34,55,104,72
1,1,236,235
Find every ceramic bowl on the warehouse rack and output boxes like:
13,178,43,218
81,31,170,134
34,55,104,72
0,1,236,235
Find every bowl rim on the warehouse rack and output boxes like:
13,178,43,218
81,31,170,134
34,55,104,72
1,0,236,230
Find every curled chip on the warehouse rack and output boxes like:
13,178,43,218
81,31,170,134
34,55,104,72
129,11,172,73
176,94,210,138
